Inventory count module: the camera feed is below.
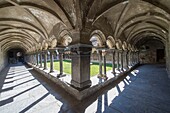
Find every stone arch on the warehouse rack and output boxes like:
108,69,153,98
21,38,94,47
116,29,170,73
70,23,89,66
127,28,167,43
42,40,48,50
116,39,122,50
122,41,128,51
90,30,106,47
127,44,132,51
106,36,116,49
52,22,72,46
131,45,136,52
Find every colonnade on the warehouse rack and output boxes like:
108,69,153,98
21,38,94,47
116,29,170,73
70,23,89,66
25,49,65,78
96,49,140,79
25,47,139,90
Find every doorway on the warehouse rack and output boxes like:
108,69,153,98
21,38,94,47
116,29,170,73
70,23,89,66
156,49,165,63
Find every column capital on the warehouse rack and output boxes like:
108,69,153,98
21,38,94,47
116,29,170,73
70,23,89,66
70,43,92,55
48,48,56,52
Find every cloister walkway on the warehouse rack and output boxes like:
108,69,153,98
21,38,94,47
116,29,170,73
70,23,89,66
0,63,170,113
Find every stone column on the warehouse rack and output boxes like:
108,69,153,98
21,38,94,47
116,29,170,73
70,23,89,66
33,54,35,65
57,50,66,77
125,51,129,69
129,51,132,67
135,52,137,64
71,46,92,90
43,51,48,70
39,52,43,68
103,53,106,75
116,50,120,72
133,52,135,64
137,51,140,64
133,52,135,65
122,51,127,71
31,54,34,64
98,50,103,77
120,50,124,72
49,50,54,73
36,53,39,66
112,51,116,74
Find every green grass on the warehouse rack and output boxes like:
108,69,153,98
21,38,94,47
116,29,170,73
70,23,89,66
47,60,112,76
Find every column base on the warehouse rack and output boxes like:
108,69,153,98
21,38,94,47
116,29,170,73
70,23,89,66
57,73,66,78
126,66,129,70
116,68,120,72
49,70,54,73
97,74,108,80
111,71,116,75
71,80,91,91
43,68,48,70
121,68,124,72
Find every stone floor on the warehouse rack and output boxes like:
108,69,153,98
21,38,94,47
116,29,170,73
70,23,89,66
0,63,170,113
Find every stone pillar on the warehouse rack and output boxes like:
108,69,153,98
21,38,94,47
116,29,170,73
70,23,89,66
125,51,129,69
98,50,103,77
57,50,66,77
36,53,39,66
132,52,135,65
34,54,36,65
121,50,124,71
103,53,106,75
49,50,54,73
71,46,92,90
133,52,135,64
129,51,132,66
137,51,140,64
39,52,43,68
135,52,137,64
31,54,34,64
43,51,48,70
122,51,127,70
116,50,120,72
112,51,116,74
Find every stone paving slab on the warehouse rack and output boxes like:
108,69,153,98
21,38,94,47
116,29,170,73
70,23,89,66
0,63,170,113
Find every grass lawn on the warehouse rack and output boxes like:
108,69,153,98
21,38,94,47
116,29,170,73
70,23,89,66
47,60,112,76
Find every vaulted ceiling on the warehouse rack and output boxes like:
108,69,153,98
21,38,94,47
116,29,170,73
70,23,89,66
0,0,169,53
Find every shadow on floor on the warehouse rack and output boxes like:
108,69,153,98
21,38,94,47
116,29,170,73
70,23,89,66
95,64,170,113
1,63,170,113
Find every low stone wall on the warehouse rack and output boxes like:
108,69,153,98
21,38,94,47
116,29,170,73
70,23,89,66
27,62,139,100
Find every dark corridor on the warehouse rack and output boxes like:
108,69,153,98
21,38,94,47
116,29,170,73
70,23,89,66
8,49,25,64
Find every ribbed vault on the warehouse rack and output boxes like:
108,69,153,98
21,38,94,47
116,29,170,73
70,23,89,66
0,0,170,55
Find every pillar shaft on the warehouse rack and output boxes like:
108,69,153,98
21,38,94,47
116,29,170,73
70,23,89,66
33,54,36,65
32,55,34,64
39,52,43,68
112,51,116,74
137,51,140,64
50,50,54,72
36,53,39,66
117,51,120,71
71,46,91,90
103,55,106,75
121,51,124,71
129,51,132,66
57,51,64,76
43,51,47,70
125,51,129,69
99,50,103,75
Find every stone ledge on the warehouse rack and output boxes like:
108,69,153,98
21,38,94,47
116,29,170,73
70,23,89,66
26,62,139,100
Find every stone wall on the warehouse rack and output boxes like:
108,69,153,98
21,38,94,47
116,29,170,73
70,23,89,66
139,40,165,64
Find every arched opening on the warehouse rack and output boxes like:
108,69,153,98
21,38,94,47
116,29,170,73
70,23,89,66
7,48,25,64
